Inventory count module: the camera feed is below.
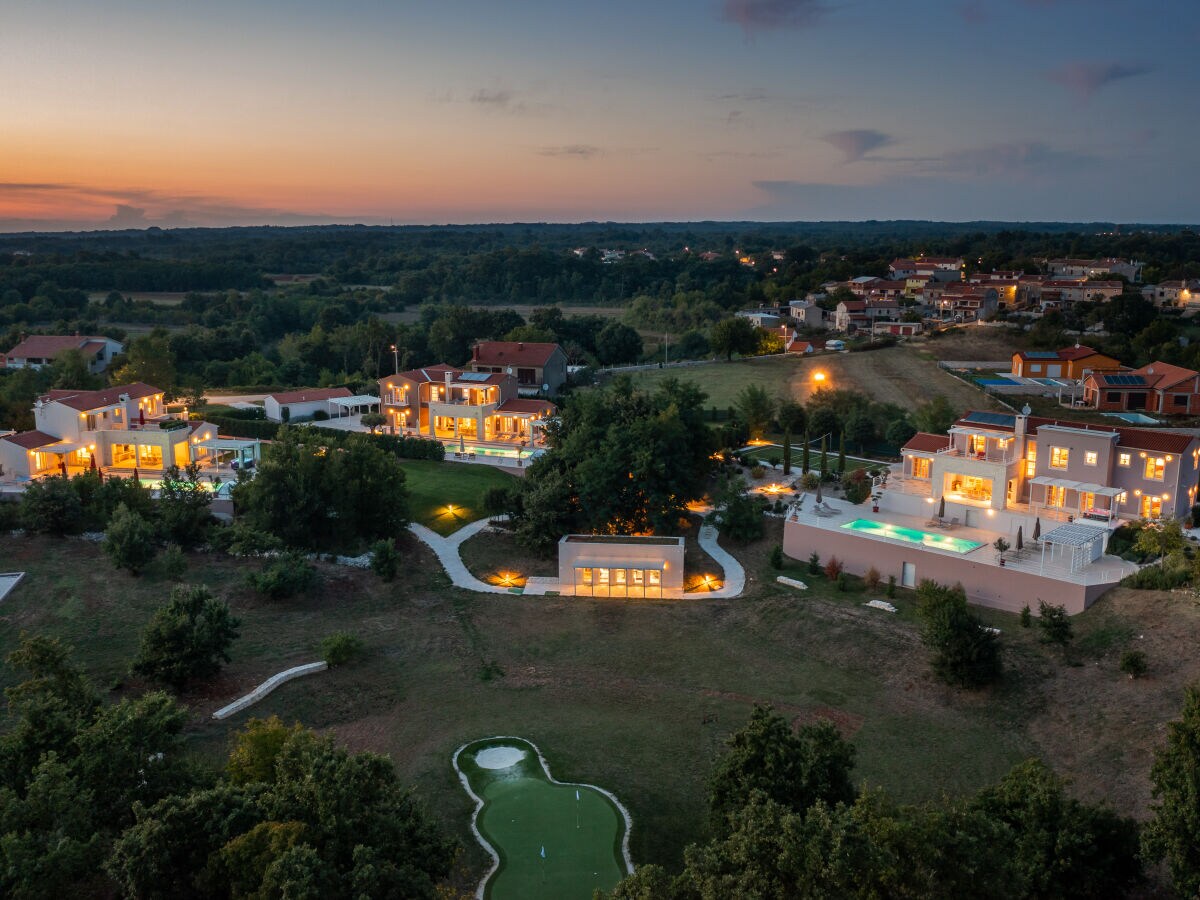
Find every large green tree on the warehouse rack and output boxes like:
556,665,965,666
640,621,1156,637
157,463,214,547
102,502,158,575
709,316,758,361
595,321,644,365
734,384,775,440
131,584,241,689
1144,684,1200,896
916,580,1003,688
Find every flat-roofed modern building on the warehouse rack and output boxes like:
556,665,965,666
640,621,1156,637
557,535,685,599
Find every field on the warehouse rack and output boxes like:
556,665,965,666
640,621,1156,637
5,517,1198,889
383,304,628,326
624,345,1003,415
912,324,1026,361
399,459,518,535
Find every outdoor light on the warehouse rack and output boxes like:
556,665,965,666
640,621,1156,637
813,372,826,382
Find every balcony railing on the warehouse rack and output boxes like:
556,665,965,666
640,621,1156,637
936,446,1019,464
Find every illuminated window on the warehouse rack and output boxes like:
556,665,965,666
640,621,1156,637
1049,446,1069,469
1025,460,1036,478
912,457,931,479
1026,443,1037,461
1116,491,1128,505
1084,451,1098,466
1118,452,1130,467
969,434,986,455
1141,495,1162,518
1144,456,1165,481
1046,484,1066,507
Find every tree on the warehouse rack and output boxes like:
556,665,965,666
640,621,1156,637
777,400,805,476
709,316,758,361
1119,649,1147,678
103,502,158,575
1144,684,1200,896
360,412,387,433
1134,519,1186,562
715,481,764,544
110,328,177,398
19,476,83,535
808,405,840,442
369,538,399,581
131,584,241,688
911,394,957,435
885,416,916,447
801,428,810,473
157,463,214,547
818,434,828,476
844,411,876,454
595,322,643,365
734,384,775,440
708,706,856,828
1037,601,1073,648
837,428,846,474
49,348,102,391
917,581,1002,688
973,758,1142,899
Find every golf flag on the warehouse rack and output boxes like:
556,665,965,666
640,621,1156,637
540,846,546,859
576,789,580,801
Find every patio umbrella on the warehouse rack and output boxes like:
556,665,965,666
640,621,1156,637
58,458,67,477
139,407,145,427
1032,517,1041,541
459,434,466,454
89,453,97,473
937,495,946,519
133,466,140,483
1015,526,1023,552
815,479,823,503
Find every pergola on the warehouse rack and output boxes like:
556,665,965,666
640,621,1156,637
1028,475,1123,521
1039,522,1109,573
327,394,380,418
193,437,261,469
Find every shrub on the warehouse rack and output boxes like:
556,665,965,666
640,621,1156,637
719,490,765,544
1037,601,1074,648
749,465,766,480
131,584,241,688
320,631,364,667
769,544,783,570
841,468,871,505
886,574,896,598
917,580,1002,688
1019,605,1032,628
823,556,843,580
209,522,283,557
864,567,881,591
246,552,317,600
370,538,399,581
20,476,83,534
157,543,187,581
156,464,214,547
807,551,821,575
103,503,158,575
311,409,330,421
1119,649,1147,679
836,572,848,592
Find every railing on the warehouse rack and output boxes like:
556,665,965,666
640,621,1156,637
936,446,1019,464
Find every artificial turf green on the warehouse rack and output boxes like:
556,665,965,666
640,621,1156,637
457,737,628,900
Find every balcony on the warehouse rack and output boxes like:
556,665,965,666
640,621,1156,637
936,445,1019,464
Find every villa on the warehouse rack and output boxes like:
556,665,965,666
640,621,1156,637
1083,361,1200,415
784,408,1200,613
2,334,124,372
377,364,556,447
1011,345,1120,380
0,382,259,484
467,340,568,395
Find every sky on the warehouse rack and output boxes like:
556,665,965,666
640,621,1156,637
1,0,1197,230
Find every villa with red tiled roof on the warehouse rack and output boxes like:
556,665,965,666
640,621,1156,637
468,340,568,394
1011,345,1121,379
377,364,556,447
1083,361,1200,415
783,408,1200,616
2,334,124,372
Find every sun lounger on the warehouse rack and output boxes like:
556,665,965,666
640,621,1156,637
945,516,960,529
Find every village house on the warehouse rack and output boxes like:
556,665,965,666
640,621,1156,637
264,387,354,422
888,256,964,282
1045,257,1142,282
834,298,900,332
736,309,783,329
788,299,828,329
467,340,568,395
1142,280,1200,307
0,382,258,483
1083,361,1200,416
1,334,124,373
1011,345,1121,380
936,285,998,321
377,364,556,446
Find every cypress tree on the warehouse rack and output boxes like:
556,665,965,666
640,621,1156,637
838,430,846,474
802,430,811,474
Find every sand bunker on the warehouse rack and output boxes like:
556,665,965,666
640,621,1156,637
475,745,526,769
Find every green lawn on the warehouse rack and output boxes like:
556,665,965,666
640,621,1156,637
400,460,518,535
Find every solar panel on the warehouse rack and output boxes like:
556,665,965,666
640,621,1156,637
1104,374,1145,386
456,372,492,382
962,411,1017,428
1023,351,1060,359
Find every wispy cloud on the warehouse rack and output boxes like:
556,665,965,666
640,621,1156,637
538,144,602,159
720,0,828,32
822,129,894,163
1045,61,1150,101
932,141,1092,178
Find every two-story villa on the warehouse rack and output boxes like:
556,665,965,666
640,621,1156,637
0,382,256,482
377,364,556,445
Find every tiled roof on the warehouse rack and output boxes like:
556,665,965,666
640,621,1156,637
902,432,952,454
267,387,352,404
1132,362,1200,390
496,399,556,415
0,429,59,450
5,334,115,360
472,341,561,368
41,382,159,411
388,364,461,384
953,410,1197,454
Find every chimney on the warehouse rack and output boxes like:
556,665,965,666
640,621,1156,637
517,342,524,351
472,343,479,361
444,371,453,392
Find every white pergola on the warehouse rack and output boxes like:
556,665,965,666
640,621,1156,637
1039,523,1109,573
193,437,261,468
1028,475,1123,520
327,394,380,418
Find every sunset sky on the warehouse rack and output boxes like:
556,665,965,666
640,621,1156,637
2,0,1197,230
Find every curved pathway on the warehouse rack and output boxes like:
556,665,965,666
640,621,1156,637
408,517,746,600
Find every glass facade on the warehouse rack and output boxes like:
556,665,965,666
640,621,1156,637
574,567,662,598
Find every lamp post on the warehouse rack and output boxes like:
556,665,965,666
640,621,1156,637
390,344,399,374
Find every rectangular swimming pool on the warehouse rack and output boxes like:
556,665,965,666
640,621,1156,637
840,518,983,554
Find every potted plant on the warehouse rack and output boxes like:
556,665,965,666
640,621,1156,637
994,537,1010,566
871,491,882,513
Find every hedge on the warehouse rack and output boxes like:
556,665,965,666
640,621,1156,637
202,416,445,461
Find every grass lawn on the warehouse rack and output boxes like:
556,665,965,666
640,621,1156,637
624,346,1002,416
400,460,519,535
741,443,883,470
3,524,1197,892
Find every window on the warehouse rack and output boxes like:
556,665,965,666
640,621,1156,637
1117,491,1128,505
1046,484,1066,508
912,457,931,480
1025,443,1037,461
1106,391,1120,403
1025,460,1036,478
1084,450,1098,466
1141,495,1162,519
1118,452,1131,467
1174,394,1189,407
1144,456,1165,481
969,434,987,455
1050,446,1069,469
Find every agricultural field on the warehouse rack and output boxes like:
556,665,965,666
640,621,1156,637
3,518,1195,885
625,345,1003,415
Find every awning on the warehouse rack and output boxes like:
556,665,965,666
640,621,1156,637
1040,523,1108,547
1029,475,1122,498
327,394,380,408
195,438,260,451
42,441,83,456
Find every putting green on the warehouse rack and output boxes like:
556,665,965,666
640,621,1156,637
454,736,631,900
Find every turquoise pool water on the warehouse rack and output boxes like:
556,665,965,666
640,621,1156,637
841,518,982,554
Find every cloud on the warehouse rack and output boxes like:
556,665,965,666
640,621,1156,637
713,89,770,103
934,141,1092,177
822,129,894,163
538,144,602,159
1045,61,1150,100
720,0,827,31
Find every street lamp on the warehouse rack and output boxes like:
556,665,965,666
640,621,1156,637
813,371,827,384
391,344,399,374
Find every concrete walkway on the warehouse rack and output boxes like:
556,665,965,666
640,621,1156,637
408,517,747,600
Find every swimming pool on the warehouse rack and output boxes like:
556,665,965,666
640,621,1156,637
840,518,983,554
977,377,1018,386
1101,412,1161,425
